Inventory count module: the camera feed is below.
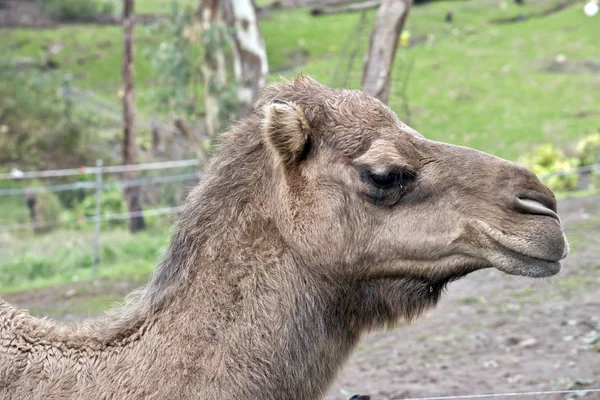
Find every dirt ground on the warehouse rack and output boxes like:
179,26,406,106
4,194,600,400
327,194,600,400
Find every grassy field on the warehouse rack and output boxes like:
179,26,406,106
2,0,598,160
0,226,171,293
1,0,599,294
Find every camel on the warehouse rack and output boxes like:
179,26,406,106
0,76,568,400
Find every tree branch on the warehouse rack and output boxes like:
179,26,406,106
311,0,380,16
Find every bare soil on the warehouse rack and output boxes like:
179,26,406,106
4,194,600,400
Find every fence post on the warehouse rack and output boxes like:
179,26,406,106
92,159,103,280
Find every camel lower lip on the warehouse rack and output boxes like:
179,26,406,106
494,250,562,278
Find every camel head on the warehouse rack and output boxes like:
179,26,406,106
256,77,567,311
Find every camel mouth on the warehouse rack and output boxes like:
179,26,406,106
488,235,566,278
474,220,568,278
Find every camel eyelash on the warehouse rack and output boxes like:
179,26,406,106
360,169,416,190
356,168,417,206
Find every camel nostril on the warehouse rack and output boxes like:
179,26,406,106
514,196,560,221
516,189,557,210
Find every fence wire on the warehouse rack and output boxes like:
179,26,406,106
395,388,600,400
0,171,202,196
540,162,600,179
0,158,199,180
0,206,184,233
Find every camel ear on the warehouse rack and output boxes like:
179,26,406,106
263,99,310,165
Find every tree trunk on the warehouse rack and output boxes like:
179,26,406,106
122,0,145,233
199,0,268,138
222,0,269,117
361,0,412,103
199,0,228,139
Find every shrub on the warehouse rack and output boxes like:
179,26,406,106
75,186,127,228
43,0,114,23
0,69,110,170
575,132,600,167
519,144,578,191
574,133,600,189
33,192,64,234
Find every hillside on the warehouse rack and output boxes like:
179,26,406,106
1,0,598,169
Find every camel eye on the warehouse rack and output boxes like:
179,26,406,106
365,170,415,190
369,173,397,188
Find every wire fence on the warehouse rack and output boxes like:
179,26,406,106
394,388,600,400
0,206,184,233
0,158,199,180
0,158,201,278
0,171,202,196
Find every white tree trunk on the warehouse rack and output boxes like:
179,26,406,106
361,0,412,103
222,0,269,117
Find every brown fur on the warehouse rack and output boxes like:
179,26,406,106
0,76,568,400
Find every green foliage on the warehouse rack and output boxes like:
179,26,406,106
146,2,204,118
0,181,30,225
43,0,114,22
1,254,60,284
75,186,127,227
576,133,600,167
0,69,103,169
519,144,578,191
33,192,64,234
55,173,96,210
210,75,239,133
574,132,600,190
200,19,240,136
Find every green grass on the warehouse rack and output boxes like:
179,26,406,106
2,0,598,161
456,296,486,305
2,24,169,113
0,227,170,293
263,1,599,159
399,3,599,160
102,0,197,15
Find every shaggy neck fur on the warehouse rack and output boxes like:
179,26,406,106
0,114,445,400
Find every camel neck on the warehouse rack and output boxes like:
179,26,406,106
155,251,361,400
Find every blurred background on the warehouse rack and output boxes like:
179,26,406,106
0,0,599,398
